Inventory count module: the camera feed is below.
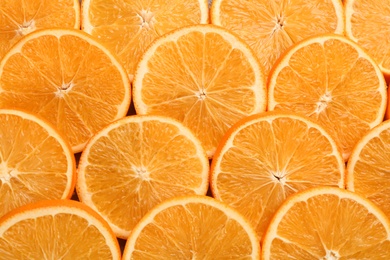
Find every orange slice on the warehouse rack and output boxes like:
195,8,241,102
0,199,121,259
268,34,387,161
81,0,209,80
262,187,390,259
0,0,80,61
122,195,260,259
345,0,390,81
0,109,75,218
346,120,390,218
210,111,345,239
210,0,344,77
133,24,266,158
0,28,131,153
76,115,209,239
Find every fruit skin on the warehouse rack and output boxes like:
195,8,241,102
386,84,390,119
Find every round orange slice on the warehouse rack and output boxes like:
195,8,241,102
210,111,345,239
0,0,80,61
0,109,75,218
76,115,209,239
0,199,121,259
122,195,260,259
345,0,390,81
0,28,131,153
347,120,390,218
133,24,266,158
81,0,209,80
210,0,344,77
262,187,390,259
268,34,387,161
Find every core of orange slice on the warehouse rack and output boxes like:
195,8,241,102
262,186,390,259
268,34,387,161
345,0,390,81
347,120,390,219
210,111,345,239
76,115,209,239
133,24,266,158
0,109,76,218
122,195,260,259
0,0,80,61
210,0,344,77
0,28,131,153
81,0,209,80
0,199,121,259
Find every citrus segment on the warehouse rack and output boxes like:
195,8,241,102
210,111,345,238
133,24,266,158
77,115,209,239
210,0,344,76
262,187,390,259
347,120,390,218
81,0,209,80
0,0,80,61
0,29,131,153
345,0,390,81
122,195,260,259
0,109,75,218
0,199,120,259
268,34,387,161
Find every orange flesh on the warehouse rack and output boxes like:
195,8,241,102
0,32,129,151
0,113,73,217
136,29,263,156
0,0,79,60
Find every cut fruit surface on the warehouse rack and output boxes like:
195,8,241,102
0,109,75,218
0,0,80,61
268,34,387,161
122,195,260,259
0,199,121,259
81,0,209,80
77,115,209,239
210,0,344,77
345,0,390,81
210,111,345,239
262,187,390,259
133,24,266,158
347,120,390,219
0,28,131,153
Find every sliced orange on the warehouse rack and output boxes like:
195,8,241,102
0,28,131,153
133,24,266,158
268,34,387,161
262,187,390,259
346,120,390,218
122,195,260,259
0,0,80,61
81,0,209,80
345,0,390,81
210,111,345,239
76,115,209,239
0,109,75,218
0,199,121,259
210,0,344,77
